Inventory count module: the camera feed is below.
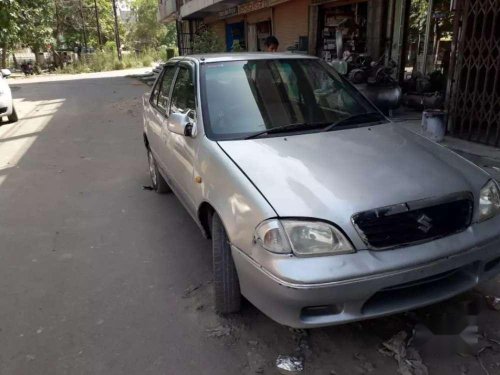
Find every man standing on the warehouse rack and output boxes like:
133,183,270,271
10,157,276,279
264,36,279,52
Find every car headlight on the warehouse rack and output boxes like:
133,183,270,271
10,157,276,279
254,219,354,256
479,180,500,222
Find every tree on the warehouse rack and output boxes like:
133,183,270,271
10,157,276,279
0,0,20,67
54,0,117,50
408,0,453,50
191,27,224,54
163,22,176,48
408,0,453,71
19,1,54,56
0,0,54,67
126,0,166,50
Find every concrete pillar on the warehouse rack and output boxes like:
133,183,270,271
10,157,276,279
391,0,409,81
308,5,319,56
366,0,384,59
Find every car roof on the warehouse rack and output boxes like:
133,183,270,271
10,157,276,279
168,52,318,64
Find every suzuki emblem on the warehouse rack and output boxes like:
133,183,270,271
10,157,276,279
417,214,433,233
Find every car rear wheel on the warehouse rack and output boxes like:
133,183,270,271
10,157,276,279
8,107,18,123
212,213,242,314
147,150,171,193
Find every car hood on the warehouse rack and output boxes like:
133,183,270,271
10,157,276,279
218,123,489,242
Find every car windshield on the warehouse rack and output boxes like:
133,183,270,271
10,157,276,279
200,58,383,140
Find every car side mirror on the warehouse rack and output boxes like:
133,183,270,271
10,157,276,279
1,69,12,78
168,111,196,137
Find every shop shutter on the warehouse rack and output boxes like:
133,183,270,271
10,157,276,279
447,0,500,146
273,0,310,51
210,21,226,43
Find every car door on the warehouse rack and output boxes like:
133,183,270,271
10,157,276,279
144,70,163,157
162,62,198,215
148,64,177,171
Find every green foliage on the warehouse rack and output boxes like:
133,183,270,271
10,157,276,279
0,0,54,66
125,0,173,51
192,28,225,54
56,49,161,74
113,60,124,70
54,0,116,49
408,0,454,44
104,40,117,52
0,0,176,68
163,22,177,48
232,42,246,52
141,55,152,67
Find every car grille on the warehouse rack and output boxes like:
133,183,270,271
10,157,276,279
352,192,473,249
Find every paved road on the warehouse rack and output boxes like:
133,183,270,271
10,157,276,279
1,71,500,375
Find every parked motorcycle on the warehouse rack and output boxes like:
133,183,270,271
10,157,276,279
331,53,402,114
401,70,445,110
20,61,34,76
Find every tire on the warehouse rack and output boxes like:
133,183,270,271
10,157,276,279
147,150,171,193
8,107,18,123
212,213,242,314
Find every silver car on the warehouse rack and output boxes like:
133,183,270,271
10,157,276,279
142,53,500,328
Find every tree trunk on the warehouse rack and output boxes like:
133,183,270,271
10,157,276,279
1,42,7,69
34,46,41,65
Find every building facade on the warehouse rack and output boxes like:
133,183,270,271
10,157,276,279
159,0,500,147
174,0,397,60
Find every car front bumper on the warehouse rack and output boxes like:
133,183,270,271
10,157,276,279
232,219,500,328
0,95,13,117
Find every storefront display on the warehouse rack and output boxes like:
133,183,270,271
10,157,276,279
316,2,367,61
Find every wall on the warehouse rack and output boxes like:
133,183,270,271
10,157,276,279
273,0,310,51
210,20,226,43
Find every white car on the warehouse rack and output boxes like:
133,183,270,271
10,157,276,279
0,69,18,123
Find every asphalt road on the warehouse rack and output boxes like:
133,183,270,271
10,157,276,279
1,71,500,375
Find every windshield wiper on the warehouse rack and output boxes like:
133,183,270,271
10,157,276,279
322,112,386,132
245,122,331,140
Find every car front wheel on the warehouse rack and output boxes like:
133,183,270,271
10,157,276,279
147,150,171,193
212,213,242,314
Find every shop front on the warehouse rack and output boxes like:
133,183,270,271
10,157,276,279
181,0,389,61
245,7,273,51
202,0,309,53
308,0,388,62
315,1,367,61
226,21,246,50
212,1,273,52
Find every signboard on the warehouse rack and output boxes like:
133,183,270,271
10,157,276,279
238,0,269,15
218,6,238,19
310,0,361,5
268,0,289,6
217,0,291,20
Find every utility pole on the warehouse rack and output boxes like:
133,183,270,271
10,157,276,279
111,0,122,60
94,0,103,48
53,0,62,67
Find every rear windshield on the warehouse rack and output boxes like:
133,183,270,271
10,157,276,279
200,59,378,140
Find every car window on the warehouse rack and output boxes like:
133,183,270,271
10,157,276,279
157,66,177,113
170,66,196,119
150,75,162,105
201,59,378,140
275,62,302,104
